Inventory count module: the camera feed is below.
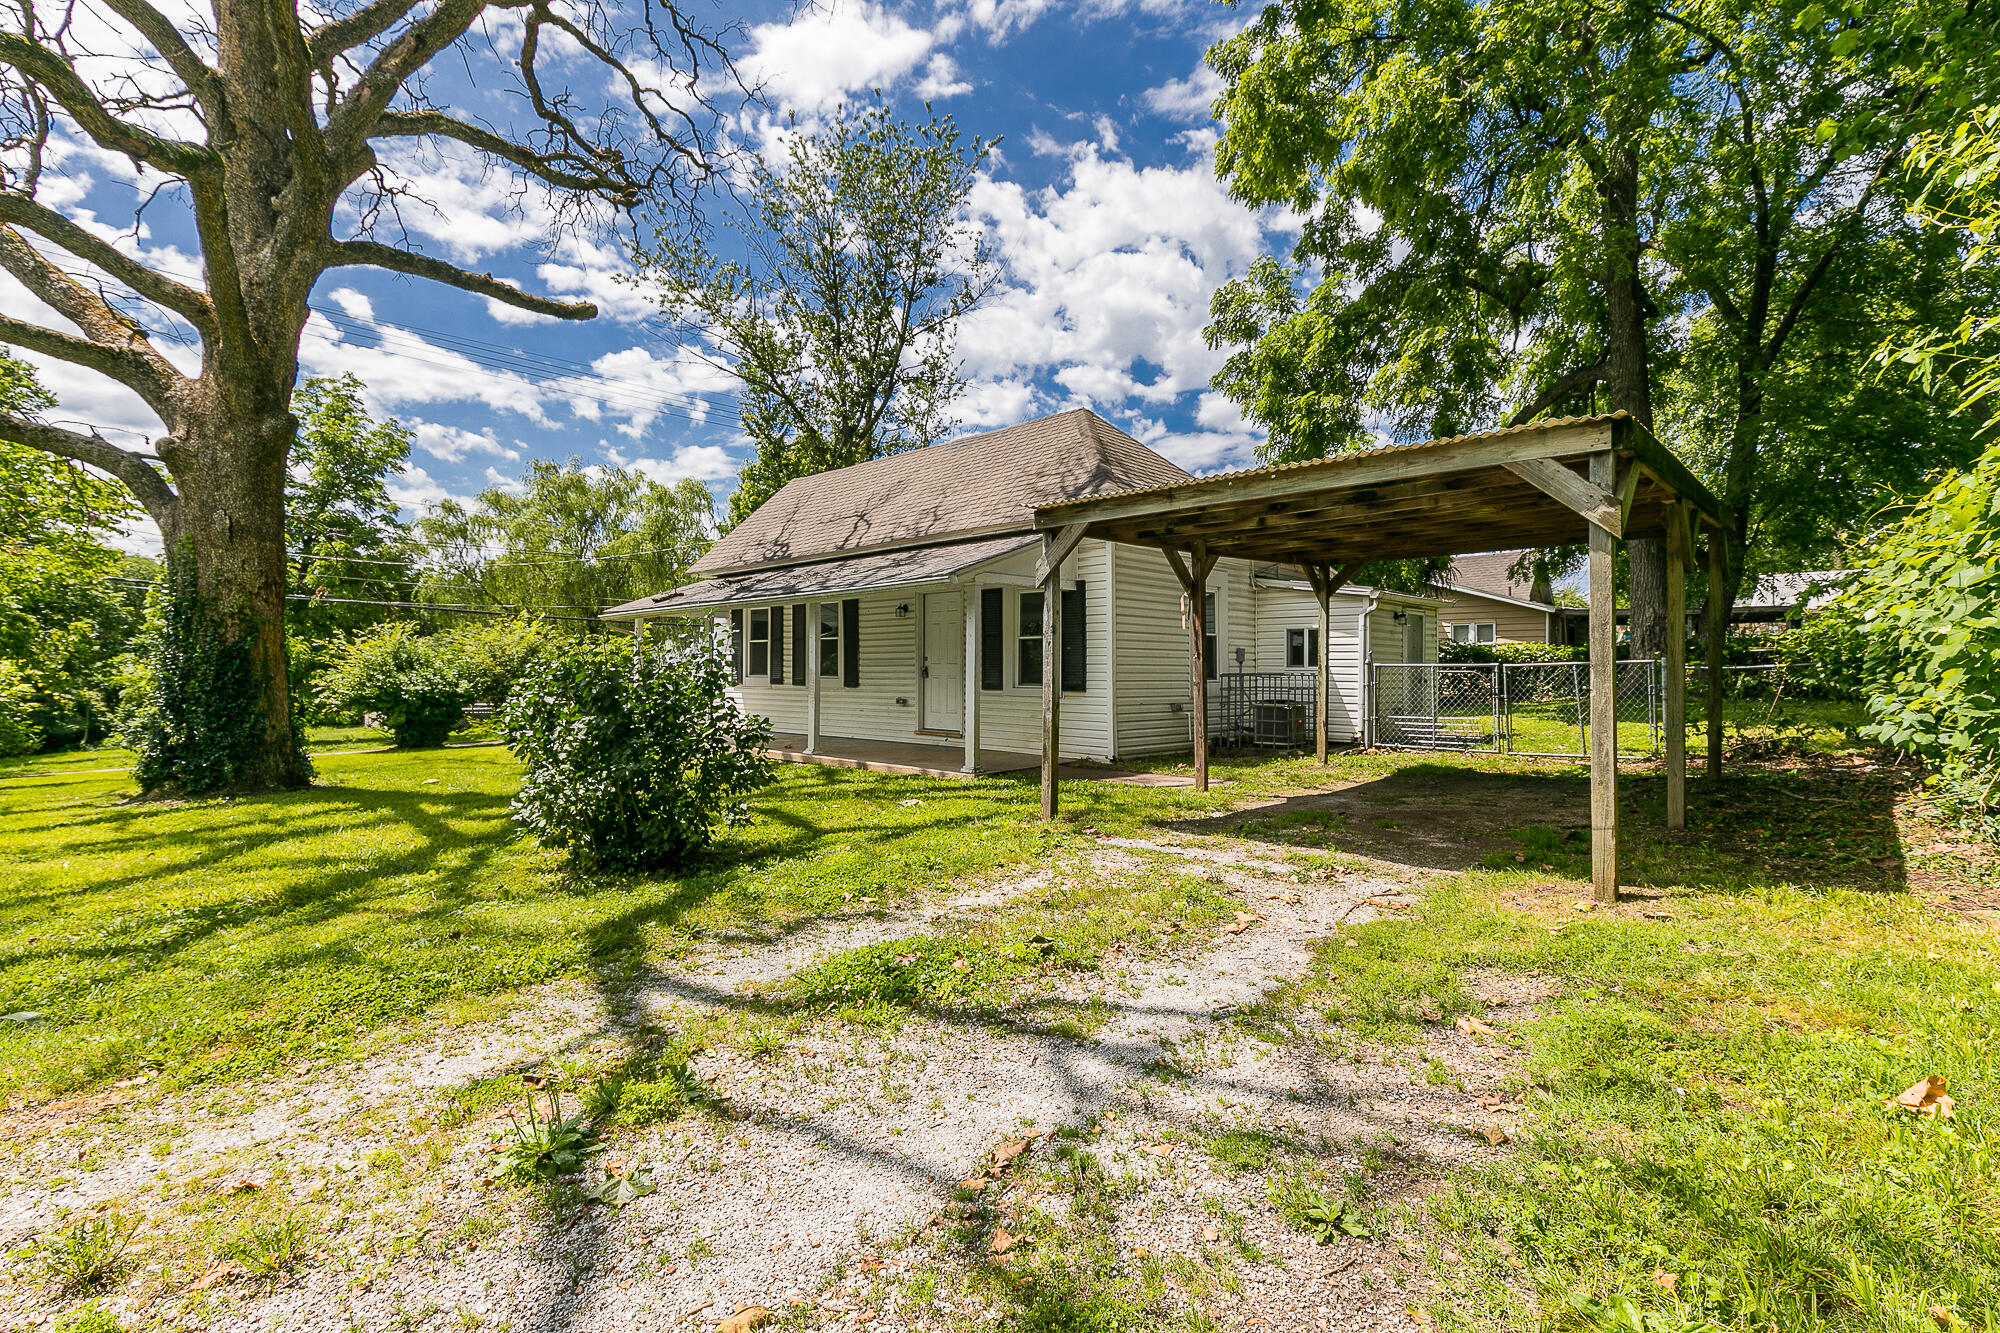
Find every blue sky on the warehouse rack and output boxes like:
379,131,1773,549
13,0,1299,544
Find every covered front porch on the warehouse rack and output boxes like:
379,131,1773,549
759,732,1040,779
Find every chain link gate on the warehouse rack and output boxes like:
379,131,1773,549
1371,661,1661,759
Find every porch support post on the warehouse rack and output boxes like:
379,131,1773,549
962,583,981,775
1165,545,1218,791
1040,536,1062,820
805,600,822,755
1665,505,1689,831
1305,562,1361,765
1705,529,1726,781
1588,450,1621,904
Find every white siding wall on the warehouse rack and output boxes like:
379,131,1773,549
1106,546,1260,757
684,540,1117,762
1252,584,1370,744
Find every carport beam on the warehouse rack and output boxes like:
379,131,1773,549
1588,451,1620,904
1306,563,1360,764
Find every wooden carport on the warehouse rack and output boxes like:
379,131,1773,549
1029,413,1732,903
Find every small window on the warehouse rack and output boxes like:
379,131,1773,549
747,608,770,678
1449,622,1496,645
1018,590,1043,686
819,603,840,677
1286,626,1320,668
1203,590,1218,680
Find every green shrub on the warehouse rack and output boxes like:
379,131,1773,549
443,615,550,707
500,638,772,870
1848,444,2000,833
1766,598,1867,701
319,622,472,748
0,659,39,756
1438,639,1585,664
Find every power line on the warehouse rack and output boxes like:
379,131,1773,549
106,577,610,622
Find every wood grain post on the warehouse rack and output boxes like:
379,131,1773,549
962,584,980,775
1309,565,1332,764
1040,536,1062,820
1664,508,1687,832
1706,531,1726,781
1189,545,1211,792
805,601,821,755
1588,450,1620,904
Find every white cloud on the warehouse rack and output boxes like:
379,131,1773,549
1144,67,1222,121
914,53,973,100
741,3,938,115
329,288,375,321
387,463,464,514
482,465,526,494
606,443,740,486
413,419,520,464
959,145,1288,416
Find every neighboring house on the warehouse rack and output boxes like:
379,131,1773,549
601,409,1439,767
1434,549,1588,647
1730,570,1849,630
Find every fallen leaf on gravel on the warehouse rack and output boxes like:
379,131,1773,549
715,1307,771,1333
1407,1308,1435,1329
1481,1123,1511,1146
990,1228,1020,1255
186,1261,244,1293
1143,1144,1172,1158
1133,1245,1151,1258
223,1178,262,1194
685,1299,714,1317
1455,1016,1500,1040
958,1176,989,1192
1931,1306,1959,1329
991,1133,1038,1171
1421,1008,1441,1023
1479,1097,1505,1109
1266,892,1302,904
1653,1270,1678,1292
1201,1226,1219,1243
1643,910,1674,920
1886,1075,1956,1119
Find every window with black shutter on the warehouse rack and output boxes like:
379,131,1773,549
791,605,806,684
748,608,770,678
841,599,860,687
980,587,1004,690
1061,583,1085,692
730,608,745,682
819,604,839,677
1017,590,1043,686
768,603,785,683
1203,590,1218,680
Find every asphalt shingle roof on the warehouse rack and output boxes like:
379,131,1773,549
688,409,1192,578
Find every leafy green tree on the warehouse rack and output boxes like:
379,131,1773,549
1204,0,1974,652
416,460,712,621
636,101,998,526
319,622,473,748
0,354,148,748
288,375,417,636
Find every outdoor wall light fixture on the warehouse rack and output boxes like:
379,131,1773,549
1392,609,1409,624
895,603,911,617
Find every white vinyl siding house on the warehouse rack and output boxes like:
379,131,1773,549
603,409,1440,765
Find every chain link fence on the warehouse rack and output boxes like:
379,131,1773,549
1371,661,1662,759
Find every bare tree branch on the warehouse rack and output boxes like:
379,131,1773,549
0,195,216,336
0,228,186,410
306,0,424,63
0,410,179,529
95,0,225,120
324,239,596,317
0,33,220,176
371,109,619,193
1506,361,1607,426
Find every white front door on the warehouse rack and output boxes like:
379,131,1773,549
921,591,964,733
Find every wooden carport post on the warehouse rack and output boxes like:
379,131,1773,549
1705,531,1726,781
1165,544,1219,791
1038,524,1087,820
1305,563,1361,763
1665,505,1689,831
1587,451,1622,903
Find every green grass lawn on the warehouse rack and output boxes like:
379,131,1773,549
2,723,1992,1333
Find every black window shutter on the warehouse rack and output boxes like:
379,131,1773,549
790,604,806,685
841,598,860,688
1061,583,1085,692
730,609,744,682
980,588,1004,691
769,604,785,683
